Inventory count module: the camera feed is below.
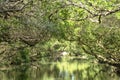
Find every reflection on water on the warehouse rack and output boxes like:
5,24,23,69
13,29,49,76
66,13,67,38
0,60,120,80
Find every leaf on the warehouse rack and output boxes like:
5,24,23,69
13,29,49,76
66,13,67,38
115,12,120,19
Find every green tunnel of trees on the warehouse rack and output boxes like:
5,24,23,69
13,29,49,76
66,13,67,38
0,0,120,69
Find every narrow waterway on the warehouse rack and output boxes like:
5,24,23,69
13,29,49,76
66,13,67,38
0,59,120,80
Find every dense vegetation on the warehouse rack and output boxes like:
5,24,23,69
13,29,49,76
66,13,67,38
0,0,120,71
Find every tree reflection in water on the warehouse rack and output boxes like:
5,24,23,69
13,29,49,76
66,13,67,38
0,60,120,80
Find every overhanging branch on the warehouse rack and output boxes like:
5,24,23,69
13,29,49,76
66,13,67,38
53,0,120,22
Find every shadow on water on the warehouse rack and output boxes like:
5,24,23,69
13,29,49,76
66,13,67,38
0,60,120,80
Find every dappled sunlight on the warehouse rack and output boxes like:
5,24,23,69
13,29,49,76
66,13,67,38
56,61,90,74
0,0,120,80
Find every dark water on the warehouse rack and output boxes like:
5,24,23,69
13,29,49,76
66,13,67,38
0,60,120,80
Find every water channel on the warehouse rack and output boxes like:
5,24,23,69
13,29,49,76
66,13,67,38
0,59,120,80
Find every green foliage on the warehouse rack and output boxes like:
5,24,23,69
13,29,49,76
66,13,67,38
115,12,120,19
0,0,120,66
79,23,120,64
20,48,30,63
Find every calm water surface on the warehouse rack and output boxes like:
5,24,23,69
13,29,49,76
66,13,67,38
0,60,120,80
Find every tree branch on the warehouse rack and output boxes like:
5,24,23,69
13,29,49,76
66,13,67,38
0,1,33,13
